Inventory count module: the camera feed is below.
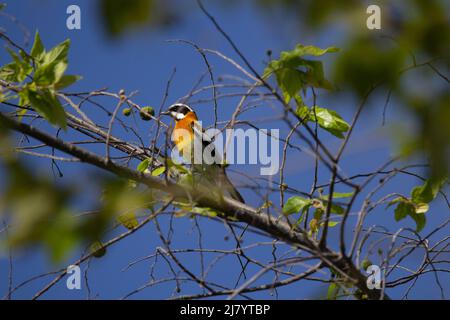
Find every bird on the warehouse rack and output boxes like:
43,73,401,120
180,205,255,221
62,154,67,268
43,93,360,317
162,103,245,203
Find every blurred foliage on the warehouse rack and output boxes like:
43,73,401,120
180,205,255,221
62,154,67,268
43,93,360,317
99,0,176,36
0,127,156,263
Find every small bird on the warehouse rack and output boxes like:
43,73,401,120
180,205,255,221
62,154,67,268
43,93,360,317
162,103,245,203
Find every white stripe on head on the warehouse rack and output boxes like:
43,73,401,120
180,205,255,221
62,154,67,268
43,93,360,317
167,103,194,121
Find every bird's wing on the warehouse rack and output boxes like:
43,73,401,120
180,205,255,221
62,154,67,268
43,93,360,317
190,121,222,163
190,121,244,203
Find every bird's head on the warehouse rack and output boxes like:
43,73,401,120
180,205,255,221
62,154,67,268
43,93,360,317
162,103,195,121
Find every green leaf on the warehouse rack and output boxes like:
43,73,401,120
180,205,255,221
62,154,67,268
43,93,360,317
117,211,139,230
34,60,68,86
303,60,333,90
391,199,427,232
27,89,67,129
327,282,340,300
321,192,354,199
191,206,219,217
330,203,344,215
6,48,32,82
409,212,426,233
411,178,444,204
175,204,219,218
137,158,150,172
285,44,339,58
394,201,414,221
54,75,81,90
0,62,20,82
310,106,350,138
276,68,304,103
264,43,339,101
43,39,70,65
34,39,70,86
151,166,166,176
327,221,339,227
283,196,312,215
30,31,45,62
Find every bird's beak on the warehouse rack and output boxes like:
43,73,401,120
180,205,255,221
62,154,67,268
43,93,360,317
161,110,170,116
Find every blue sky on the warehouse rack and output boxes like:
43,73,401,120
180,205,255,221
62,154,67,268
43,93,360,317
0,0,448,299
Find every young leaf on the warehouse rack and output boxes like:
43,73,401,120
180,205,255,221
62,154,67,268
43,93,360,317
283,196,312,215
43,39,70,66
327,282,340,300
0,62,20,82
34,39,70,86
151,166,166,176
6,48,32,82
310,106,350,138
287,44,339,58
34,60,68,86
137,158,150,172
30,31,45,62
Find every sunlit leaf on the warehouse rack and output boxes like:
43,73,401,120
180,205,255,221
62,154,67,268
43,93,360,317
30,31,45,62
310,106,349,139
151,166,166,176
137,158,150,172
283,196,312,215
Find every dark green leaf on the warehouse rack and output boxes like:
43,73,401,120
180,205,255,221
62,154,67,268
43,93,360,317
28,89,67,129
409,211,426,233
394,201,414,221
90,241,107,258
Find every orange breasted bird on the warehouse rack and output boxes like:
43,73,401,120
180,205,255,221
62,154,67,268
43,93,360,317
162,103,245,203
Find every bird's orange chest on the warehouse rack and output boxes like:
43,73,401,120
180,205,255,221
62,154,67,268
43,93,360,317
172,111,198,151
